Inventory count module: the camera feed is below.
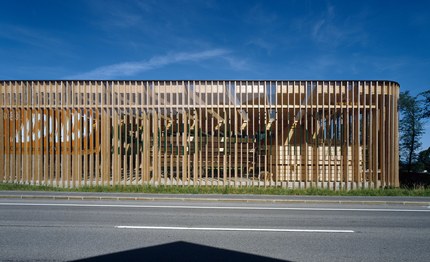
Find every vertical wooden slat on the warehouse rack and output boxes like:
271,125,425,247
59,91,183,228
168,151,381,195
69,82,74,188
92,83,97,186
332,82,336,188
21,83,27,184
292,81,297,187
145,83,150,185
5,108,10,182
10,88,17,183
4,83,10,182
341,82,346,189
361,81,366,188
22,108,29,184
62,109,68,187
263,81,267,187
60,106,65,187
29,82,34,184
394,83,400,187
101,82,109,186
381,81,386,187
18,82,23,183
128,82,134,186
48,107,54,186
157,81,162,186
72,109,77,188
321,81,327,189
233,82,238,187
245,81,250,187
204,81,209,186
391,83,395,186
285,81,290,188
112,84,118,186
274,81,278,187
280,81,285,187
188,84,193,186
256,81,260,187
10,83,17,183
302,81,307,188
83,82,88,186
345,81,350,189
146,108,151,185
0,82,3,183
312,81,318,188
355,81,360,188
121,91,125,186
82,107,88,186
314,81,319,187
115,81,121,186
388,82,393,186
194,107,199,186
328,81,333,189
43,108,48,185
55,107,60,187
351,81,356,189
67,84,73,187
15,107,22,183
374,81,379,188
137,82,142,186
15,83,22,183
0,106,4,183
134,82,139,186
389,82,394,186
336,81,341,189
161,81,167,186
122,82,127,186
94,109,100,186
142,110,147,184
37,109,43,185
72,108,77,187
182,110,187,185
209,81,213,186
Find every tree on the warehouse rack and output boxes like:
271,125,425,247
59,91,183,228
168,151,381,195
416,147,430,172
398,91,426,172
421,90,430,118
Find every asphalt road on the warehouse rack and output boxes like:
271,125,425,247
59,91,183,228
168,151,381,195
0,197,429,261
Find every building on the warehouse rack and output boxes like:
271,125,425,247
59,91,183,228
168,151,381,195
0,80,399,189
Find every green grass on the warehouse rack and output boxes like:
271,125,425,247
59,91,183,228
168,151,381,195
0,183,429,196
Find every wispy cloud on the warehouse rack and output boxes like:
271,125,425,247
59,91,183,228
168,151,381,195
0,24,65,50
68,49,231,79
246,38,275,54
87,0,146,29
222,56,249,71
279,53,414,80
245,3,278,25
292,5,368,48
86,0,210,52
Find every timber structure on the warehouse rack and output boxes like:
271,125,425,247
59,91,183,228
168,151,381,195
0,80,399,189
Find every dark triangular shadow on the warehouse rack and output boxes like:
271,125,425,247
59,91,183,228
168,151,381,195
73,241,291,262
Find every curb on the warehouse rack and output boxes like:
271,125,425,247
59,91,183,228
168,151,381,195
0,194,429,206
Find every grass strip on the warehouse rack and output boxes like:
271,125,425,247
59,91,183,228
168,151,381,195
0,183,429,196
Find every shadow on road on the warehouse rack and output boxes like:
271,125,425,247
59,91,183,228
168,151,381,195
73,241,289,262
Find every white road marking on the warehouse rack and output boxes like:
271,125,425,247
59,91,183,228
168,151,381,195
115,225,355,233
0,202,429,212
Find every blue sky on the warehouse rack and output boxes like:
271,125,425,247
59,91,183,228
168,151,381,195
1,0,430,148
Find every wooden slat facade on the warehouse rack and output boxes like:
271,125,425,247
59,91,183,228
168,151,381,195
0,80,399,189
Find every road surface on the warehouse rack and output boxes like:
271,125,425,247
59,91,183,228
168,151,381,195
0,195,429,261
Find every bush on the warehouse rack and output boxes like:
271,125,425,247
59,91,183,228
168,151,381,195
400,172,430,188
